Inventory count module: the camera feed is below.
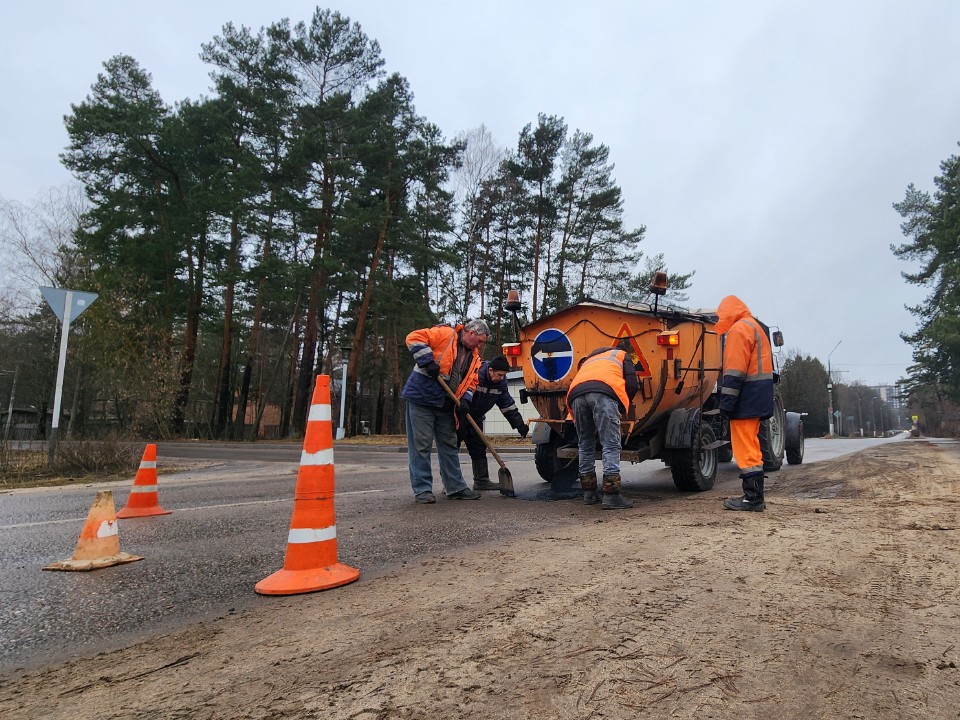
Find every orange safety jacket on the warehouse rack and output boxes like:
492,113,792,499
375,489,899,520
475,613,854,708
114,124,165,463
566,348,634,413
714,296,775,420
400,324,482,408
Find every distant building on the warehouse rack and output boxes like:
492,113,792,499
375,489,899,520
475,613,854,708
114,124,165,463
483,370,541,435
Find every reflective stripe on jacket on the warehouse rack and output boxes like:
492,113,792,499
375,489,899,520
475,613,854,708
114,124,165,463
400,324,482,408
469,362,525,429
566,348,635,414
719,316,774,419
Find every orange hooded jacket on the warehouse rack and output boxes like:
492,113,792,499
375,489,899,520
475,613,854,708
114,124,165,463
714,295,775,419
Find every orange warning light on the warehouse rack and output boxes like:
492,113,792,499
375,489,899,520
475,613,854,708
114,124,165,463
657,331,679,347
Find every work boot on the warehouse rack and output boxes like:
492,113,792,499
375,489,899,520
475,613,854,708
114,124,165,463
449,487,481,500
723,472,766,511
601,473,634,510
580,471,599,505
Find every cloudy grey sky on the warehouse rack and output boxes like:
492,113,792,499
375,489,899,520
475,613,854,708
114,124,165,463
3,1,958,387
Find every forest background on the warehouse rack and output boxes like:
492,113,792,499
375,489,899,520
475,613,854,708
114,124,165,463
0,8,955,445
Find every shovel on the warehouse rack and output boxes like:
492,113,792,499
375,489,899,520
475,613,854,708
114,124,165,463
437,376,516,497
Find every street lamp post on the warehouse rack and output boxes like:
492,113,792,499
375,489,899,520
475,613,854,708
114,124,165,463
336,346,351,440
827,340,842,436
857,390,863,437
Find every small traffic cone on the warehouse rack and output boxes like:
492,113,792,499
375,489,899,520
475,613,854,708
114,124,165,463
117,443,171,519
256,375,360,595
44,490,143,571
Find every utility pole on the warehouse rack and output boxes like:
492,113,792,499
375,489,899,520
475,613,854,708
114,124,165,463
827,340,842,437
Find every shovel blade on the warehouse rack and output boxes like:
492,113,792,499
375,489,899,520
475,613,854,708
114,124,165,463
498,467,515,497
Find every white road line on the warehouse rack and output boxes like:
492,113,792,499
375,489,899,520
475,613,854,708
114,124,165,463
0,488,388,530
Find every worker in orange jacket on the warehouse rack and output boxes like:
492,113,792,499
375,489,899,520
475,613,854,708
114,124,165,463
566,346,639,509
714,295,775,511
401,319,489,504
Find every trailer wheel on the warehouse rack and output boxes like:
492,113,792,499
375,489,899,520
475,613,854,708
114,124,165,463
534,435,579,485
786,432,805,464
785,414,805,465
670,422,717,492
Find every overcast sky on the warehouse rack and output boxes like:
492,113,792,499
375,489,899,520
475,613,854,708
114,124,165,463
3,1,958,387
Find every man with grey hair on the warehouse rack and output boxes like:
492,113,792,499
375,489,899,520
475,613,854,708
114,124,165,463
401,319,491,503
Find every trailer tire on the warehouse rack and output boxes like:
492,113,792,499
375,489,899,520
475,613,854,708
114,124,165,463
534,435,579,485
670,422,717,492
785,413,805,465
786,433,805,465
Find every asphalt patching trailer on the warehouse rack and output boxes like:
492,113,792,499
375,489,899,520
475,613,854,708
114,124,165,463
501,289,803,495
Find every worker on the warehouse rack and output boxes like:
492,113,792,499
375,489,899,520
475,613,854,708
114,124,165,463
457,355,530,491
714,295,775,512
401,319,490,504
566,345,639,509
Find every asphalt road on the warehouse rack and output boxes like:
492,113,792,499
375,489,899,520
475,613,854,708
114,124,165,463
0,434,903,675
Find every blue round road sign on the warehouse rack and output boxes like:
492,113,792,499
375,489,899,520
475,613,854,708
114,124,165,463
531,328,573,382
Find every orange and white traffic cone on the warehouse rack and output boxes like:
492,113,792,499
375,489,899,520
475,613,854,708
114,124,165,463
43,490,143,571
256,375,360,595
117,443,171,519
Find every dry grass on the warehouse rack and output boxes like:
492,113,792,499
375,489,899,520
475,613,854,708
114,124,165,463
0,439,142,489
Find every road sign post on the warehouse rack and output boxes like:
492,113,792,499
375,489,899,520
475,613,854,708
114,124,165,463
40,287,98,464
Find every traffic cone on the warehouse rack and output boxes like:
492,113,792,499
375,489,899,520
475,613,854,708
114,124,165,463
256,375,360,595
44,490,143,571
117,443,171,519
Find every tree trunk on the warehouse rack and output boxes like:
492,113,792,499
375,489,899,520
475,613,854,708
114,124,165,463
213,212,241,438
293,169,335,436
173,225,207,435
346,185,391,434
235,198,276,440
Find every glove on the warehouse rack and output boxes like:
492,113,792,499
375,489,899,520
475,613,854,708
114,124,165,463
459,397,471,413
423,360,441,378
517,422,529,439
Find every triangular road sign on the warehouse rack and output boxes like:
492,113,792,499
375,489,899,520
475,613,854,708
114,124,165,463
615,322,652,377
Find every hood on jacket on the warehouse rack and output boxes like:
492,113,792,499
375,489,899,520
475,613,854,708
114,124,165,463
713,295,751,335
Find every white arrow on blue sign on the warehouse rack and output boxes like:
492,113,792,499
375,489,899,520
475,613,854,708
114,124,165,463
531,328,574,382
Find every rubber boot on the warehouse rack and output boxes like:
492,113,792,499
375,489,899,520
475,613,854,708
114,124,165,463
471,453,500,491
601,473,634,510
580,471,599,505
723,472,766,511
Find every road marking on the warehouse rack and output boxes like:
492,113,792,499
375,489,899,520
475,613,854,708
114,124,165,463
0,489,388,530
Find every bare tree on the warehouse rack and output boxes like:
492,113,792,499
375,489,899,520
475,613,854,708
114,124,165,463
0,184,87,313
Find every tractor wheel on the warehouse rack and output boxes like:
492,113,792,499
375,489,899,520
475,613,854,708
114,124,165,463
761,392,786,471
670,422,718,492
717,416,733,463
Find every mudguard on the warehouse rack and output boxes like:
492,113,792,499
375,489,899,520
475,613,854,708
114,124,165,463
531,420,554,446
665,408,699,449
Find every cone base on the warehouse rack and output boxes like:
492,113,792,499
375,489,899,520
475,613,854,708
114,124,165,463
116,506,172,519
255,563,360,596
43,552,144,572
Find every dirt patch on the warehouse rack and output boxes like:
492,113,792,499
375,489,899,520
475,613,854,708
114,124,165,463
1,440,959,719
